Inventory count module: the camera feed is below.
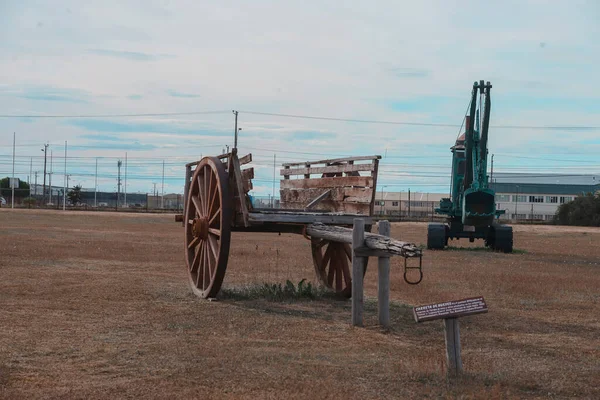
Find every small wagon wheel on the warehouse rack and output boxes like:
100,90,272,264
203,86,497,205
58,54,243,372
311,239,367,298
184,157,232,298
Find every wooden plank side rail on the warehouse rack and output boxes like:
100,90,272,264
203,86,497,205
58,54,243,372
306,223,422,258
280,176,373,190
282,155,381,167
279,155,380,213
281,163,374,177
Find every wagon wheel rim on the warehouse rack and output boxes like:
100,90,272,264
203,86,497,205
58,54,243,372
311,239,367,298
185,156,232,298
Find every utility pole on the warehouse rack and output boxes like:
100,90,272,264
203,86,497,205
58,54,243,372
530,203,534,221
124,152,128,207
11,132,15,208
271,153,276,208
161,160,165,209
94,158,98,208
49,150,53,204
62,141,67,211
233,110,239,149
514,185,519,219
29,157,32,195
41,143,48,204
408,188,411,218
117,160,122,208
34,171,38,196
399,191,402,220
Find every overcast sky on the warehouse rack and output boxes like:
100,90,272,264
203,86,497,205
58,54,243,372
1,0,599,195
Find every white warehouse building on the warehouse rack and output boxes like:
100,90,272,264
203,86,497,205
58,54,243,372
373,173,599,221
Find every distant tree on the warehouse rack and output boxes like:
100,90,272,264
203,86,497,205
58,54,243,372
67,185,83,205
0,177,30,198
554,192,600,226
23,197,37,208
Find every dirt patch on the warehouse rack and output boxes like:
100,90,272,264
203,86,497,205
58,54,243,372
1,210,599,399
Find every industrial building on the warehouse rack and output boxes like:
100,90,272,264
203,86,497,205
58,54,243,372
491,173,599,221
374,174,599,221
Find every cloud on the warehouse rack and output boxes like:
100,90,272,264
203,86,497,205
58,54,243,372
167,90,201,98
385,96,456,112
286,131,337,140
70,142,157,151
386,67,430,78
78,134,126,141
68,119,229,136
128,95,143,100
87,49,173,61
1,85,89,103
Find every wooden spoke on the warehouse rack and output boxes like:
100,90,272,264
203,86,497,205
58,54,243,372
184,156,232,299
208,234,219,260
195,242,206,287
188,236,200,250
203,166,209,216
191,196,202,215
190,243,202,273
343,243,352,260
314,239,327,250
322,244,333,271
335,250,343,292
340,253,351,287
310,239,367,298
209,209,221,227
197,175,205,214
327,246,336,287
207,167,214,216
203,241,211,290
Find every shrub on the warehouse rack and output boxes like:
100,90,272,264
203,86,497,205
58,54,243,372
554,192,600,226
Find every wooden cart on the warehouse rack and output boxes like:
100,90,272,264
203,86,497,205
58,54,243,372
178,149,383,299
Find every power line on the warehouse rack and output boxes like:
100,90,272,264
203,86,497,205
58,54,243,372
239,110,600,130
1,108,598,130
0,110,231,118
239,111,459,127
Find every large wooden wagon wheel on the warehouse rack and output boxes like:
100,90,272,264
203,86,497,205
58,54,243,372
311,239,367,298
185,157,232,298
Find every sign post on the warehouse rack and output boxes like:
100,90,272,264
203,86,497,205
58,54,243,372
413,297,488,375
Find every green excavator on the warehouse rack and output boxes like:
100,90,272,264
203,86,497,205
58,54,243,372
427,80,513,252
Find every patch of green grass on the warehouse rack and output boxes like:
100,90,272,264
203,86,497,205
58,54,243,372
512,248,528,254
446,246,490,252
445,246,528,254
220,279,337,302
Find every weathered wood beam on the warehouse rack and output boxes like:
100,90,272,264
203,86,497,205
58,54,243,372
280,176,373,190
305,223,422,258
304,189,331,210
282,155,381,167
231,153,249,227
239,153,252,165
279,201,371,215
248,212,373,225
280,163,374,177
241,167,254,180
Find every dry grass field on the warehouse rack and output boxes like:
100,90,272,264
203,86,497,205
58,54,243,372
1,209,598,399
